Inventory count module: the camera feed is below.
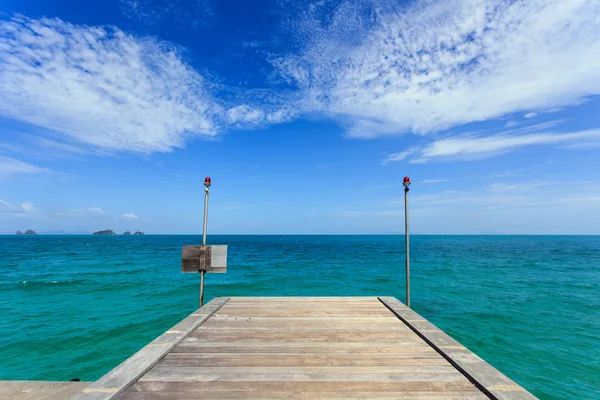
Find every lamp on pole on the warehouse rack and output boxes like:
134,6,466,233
200,176,211,307
403,176,411,308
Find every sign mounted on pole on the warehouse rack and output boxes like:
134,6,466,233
181,244,227,273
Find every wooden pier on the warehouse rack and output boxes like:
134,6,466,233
74,297,535,399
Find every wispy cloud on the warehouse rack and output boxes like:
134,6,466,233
56,207,106,217
0,15,223,153
421,179,448,184
120,0,215,29
381,149,417,165
121,213,138,220
0,156,50,178
524,112,538,119
273,0,600,137
385,128,600,164
0,15,288,154
488,163,550,179
0,200,38,218
0,133,103,160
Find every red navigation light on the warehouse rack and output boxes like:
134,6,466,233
403,176,411,187
204,177,211,187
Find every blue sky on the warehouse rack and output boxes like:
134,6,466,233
1,0,600,234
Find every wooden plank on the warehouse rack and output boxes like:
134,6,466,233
207,316,398,321
139,371,468,382
148,365,459,374
119,390,487,400
177,341,431,348
164,352,443,360
0,381,91,400
221,306,387,310
170,346,440,354
196,324,413,331
189,333,421,341
215,312,394,317
159,357,451,366
72,297,229,400
129,380,481,392
223,297,382,304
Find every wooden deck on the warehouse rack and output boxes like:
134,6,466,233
74,297,535,400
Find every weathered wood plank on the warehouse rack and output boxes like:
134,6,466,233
225,296,379,300
207,316,398,322
148,365,459,374
170,346,440,354
0,381,91,400
129,380,481,392
119,390,487,400
215,312,394,317
139,371,468,382
196,325,413,332
189,333,421,341
159,357,451,366
177,340,431,348
164,352,444,360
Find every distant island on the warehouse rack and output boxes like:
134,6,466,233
16,230,37,235
91,230,143,235
92,230,116,235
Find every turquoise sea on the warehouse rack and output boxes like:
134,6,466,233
1,235,599,398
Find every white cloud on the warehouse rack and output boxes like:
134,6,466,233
121,213,139,220
524,112,538,119
0,133,103,160
20,202,36,213
120,0,215,29
57,207,106,216
0,200,38,219
0,16,274,153
385,128,600,163
381,149,416,164
273,0,600,137
421,179,448,184
0,156,50,178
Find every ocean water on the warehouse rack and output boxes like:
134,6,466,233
1,235,599,398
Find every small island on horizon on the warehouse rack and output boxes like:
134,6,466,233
16,230,37,235
92,230,144,235
92,230,116,235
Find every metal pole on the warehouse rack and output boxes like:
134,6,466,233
199,269,205,307
203,186,209,247
200,184,209,307
404,186,410,308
